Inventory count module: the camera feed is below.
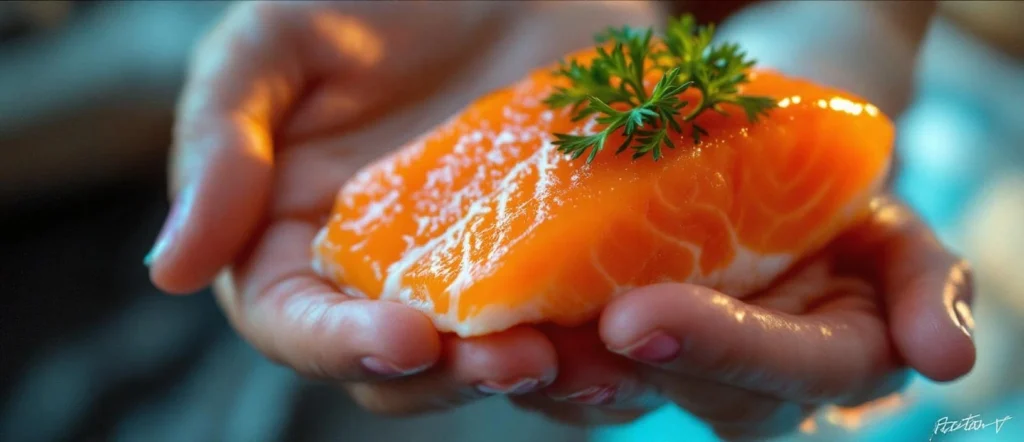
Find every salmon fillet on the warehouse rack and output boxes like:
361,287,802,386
311,48,894,338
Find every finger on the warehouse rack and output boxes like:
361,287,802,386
148,2,307,294
539,324,663,409
218,219,441,382
600,283,896,402
841,198,976,382
345,327,558,416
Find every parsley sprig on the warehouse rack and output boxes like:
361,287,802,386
543,15,776,163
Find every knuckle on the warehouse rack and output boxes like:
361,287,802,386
263,289,362,382
286,346,356,384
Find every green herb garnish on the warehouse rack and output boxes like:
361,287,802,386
543,15,776,163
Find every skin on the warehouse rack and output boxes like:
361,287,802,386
146,1,975,439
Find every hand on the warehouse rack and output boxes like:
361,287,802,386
514,196,976,439
512,2,963,434
145,0,666,417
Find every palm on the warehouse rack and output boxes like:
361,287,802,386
187,0,669,419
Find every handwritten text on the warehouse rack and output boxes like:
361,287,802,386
931,414,1012,440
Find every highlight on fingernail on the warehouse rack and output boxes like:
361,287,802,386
144,185,193,267
475,378,542,396
954,299,975,337
144,211,177,266
943,261,976,338
360,356,429,377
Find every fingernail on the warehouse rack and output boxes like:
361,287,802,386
953,299,975,338
144,188,189,266
549,385,618,405
945,262,975,338
360,357,429,378
475,378,541,396
616,331,680,364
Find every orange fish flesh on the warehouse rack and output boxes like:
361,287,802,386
311,48,894,338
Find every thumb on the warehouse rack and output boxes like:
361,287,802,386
849,199,977,382
148,1,516,294
600,283,897,403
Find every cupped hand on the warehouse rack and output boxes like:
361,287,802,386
513,196,976,438
145,0,666,417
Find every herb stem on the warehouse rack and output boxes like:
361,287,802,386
629,79,648,103
683,93,707,122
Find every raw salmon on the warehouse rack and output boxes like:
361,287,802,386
311,47,894,338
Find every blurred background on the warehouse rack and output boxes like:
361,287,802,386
1,1,1021,441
